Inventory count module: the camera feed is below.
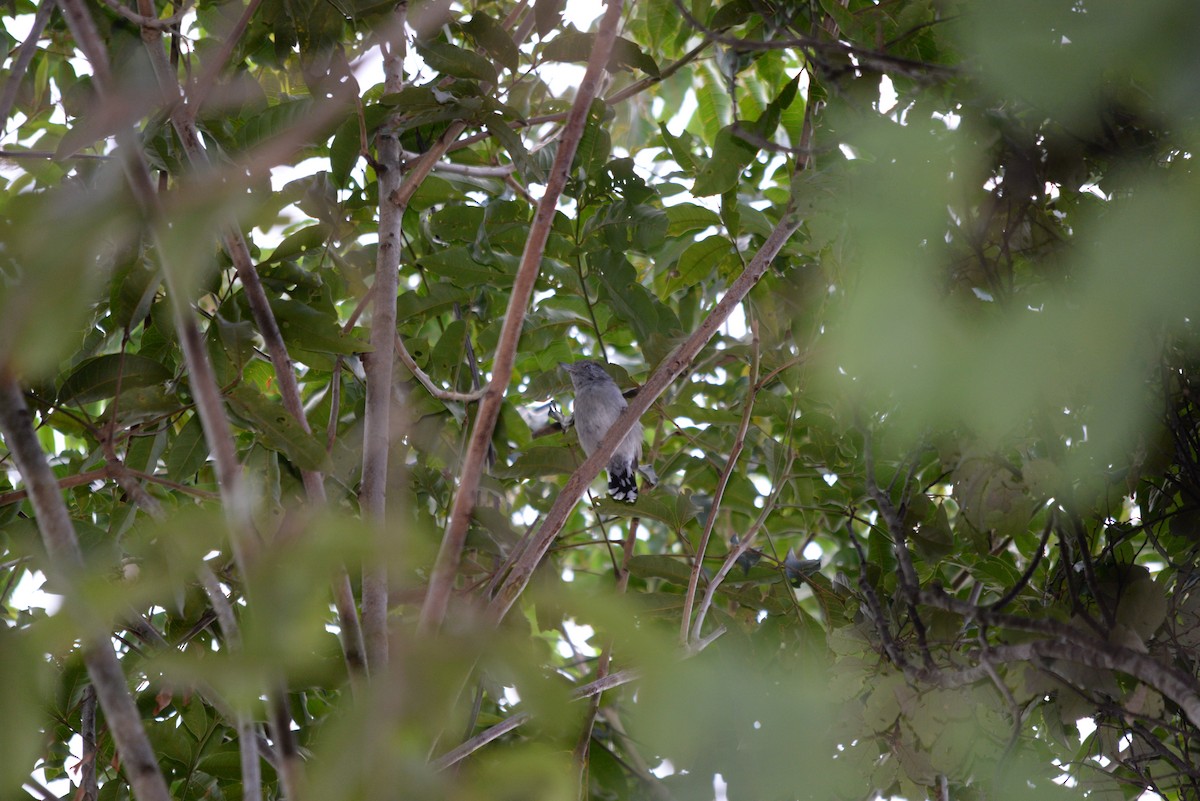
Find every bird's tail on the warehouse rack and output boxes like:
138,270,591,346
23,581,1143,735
608,462,638,503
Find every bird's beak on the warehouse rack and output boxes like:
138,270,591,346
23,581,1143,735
558,362,573,373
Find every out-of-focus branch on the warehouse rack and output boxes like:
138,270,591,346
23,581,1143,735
98,0,193,29
199,567,264,801
0,374,171,801
80,686,98,801
135,0,367,678
431,669,640,771
419,0,627,635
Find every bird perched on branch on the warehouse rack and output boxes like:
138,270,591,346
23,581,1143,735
560,360,643,502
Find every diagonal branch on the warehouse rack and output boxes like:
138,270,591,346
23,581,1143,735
419,0,627,635
679,325,760,645
487,204,803,626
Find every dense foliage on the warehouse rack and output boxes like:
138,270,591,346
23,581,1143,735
3,0,1200,799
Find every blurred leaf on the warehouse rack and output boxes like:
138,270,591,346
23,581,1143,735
59,354,173,405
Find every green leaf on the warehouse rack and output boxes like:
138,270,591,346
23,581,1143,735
226,385,330,472
397,283,472,321
626,554,694,586
542,30,659,76
594,251,682,345
1116,577,1168,642
534,0,565,37
746,73,800,140
330,115,361,188
595,489,699,530
501,445,579,478
420,246,512,288
669,236,731,294
692,124,758,196
59,354,174,405
109,253,160,334
664,203,720,236
415,40,498,84
236,99,318,151
166,414,210,481
270,298,372,355
659,123,699,172
462,13,520,73
710,0,755,29
262,224,330,266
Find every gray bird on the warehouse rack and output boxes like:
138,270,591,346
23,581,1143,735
560,360,643,502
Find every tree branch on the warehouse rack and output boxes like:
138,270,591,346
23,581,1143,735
680,324,759,645
0,375,172,801
136,0,368,679
431,669,640,771
395,332,487,403
359,7,408,674
420,0,628,634
487,204,802,626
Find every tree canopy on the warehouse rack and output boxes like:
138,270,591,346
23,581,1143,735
3,0,1200,799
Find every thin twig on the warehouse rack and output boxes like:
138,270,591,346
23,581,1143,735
401,148,515,177
669,0,953,79
395,332,487,403
80,685,98,801
199,567,264,801
680,321,759,645
139,0,368,677
98,0,193,29
690,445,793,643
432,669,640,771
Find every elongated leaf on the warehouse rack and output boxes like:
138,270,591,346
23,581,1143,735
665,203,721,236
542,30,660,75
270,298,372,355
625,554,694,586
596,489,699,530
262,224,330,266
226,384,330,471
60,354,173,405
534,0,564,36
236,99,317,151
692,124,758,196
415,40,498,84
462,13,519,73
500,446,579,479
166,414,210,481
668,236,731,293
